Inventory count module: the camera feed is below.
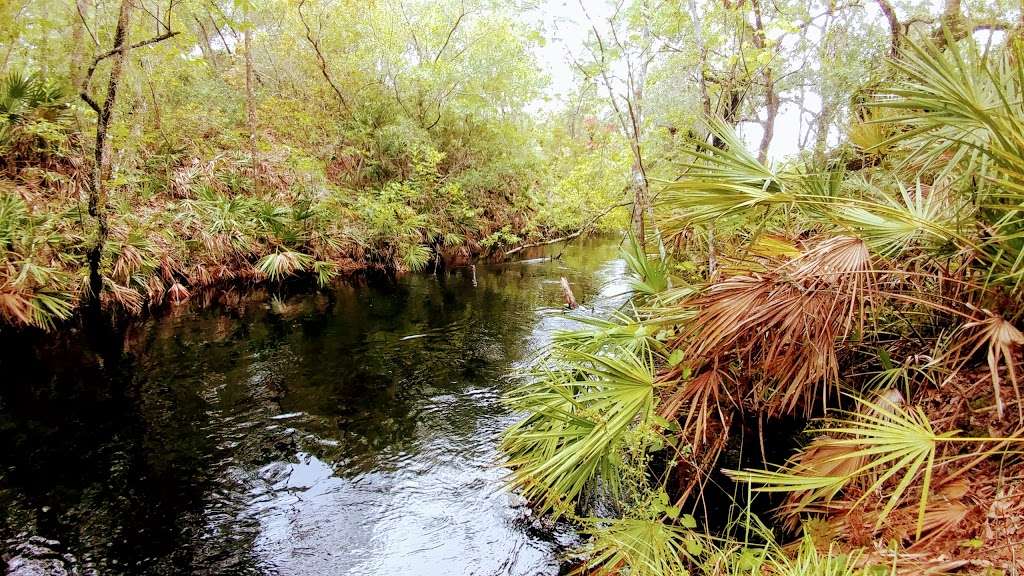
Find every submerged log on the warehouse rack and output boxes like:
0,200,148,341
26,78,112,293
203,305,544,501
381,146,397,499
560,276,578,309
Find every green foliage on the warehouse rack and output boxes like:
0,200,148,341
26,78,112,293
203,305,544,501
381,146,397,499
501,340,659,517
0,70,72,161
504,30,1024,576
576,516,703,576
621,234,672,298
0,192,76,329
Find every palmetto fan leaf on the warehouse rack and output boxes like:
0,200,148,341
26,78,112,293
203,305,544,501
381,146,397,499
256,250,313,281
659,117,791,230
658,117,969,263
620,233,671,298
677,236,873,416
874,34,1020,181
551,312,662,357
727,395,1018,539
824,179,963,257
870,36,1024,287
575,516,702,576
501,345,658,516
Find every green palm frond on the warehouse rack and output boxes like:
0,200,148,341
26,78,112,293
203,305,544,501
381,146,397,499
728,395,1017,539
576,516,703,576
875,34,1019,180
825,179,963,257
256,250,313,281
659,118,791,229
621,233,671,298
502,345,658,516
551,312,662,357
400,243,432,271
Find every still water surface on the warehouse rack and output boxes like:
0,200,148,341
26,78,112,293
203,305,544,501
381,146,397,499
0,239,628,575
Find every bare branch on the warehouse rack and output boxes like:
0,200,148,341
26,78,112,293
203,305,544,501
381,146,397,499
76,0,100,47
434,3,469,64
296,0,350,112
504,202,632,257
80,29,180,113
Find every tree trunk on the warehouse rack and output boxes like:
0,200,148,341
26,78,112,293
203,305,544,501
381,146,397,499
86,0,133,309
245,9,258,179
70,1,88,89
688,0,712,117
758,88,778,163
191,15,219,71
750,0,777,163
813,102,833,165
874,0,902,57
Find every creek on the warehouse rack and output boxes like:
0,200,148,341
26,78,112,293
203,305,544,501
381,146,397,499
0,238,628,576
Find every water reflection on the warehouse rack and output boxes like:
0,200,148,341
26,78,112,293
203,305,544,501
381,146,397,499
0,238,627,575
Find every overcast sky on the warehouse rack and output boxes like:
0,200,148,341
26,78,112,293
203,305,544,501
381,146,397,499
521,0,976,162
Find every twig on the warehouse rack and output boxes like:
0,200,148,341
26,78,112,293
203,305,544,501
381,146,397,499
296,0,350,112
504,201,630,258
80,29,180,113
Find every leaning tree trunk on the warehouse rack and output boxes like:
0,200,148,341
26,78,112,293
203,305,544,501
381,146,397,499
86,0,133,309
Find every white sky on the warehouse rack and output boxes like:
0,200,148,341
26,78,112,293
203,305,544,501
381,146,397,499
524,0,981,162
525,0,811,161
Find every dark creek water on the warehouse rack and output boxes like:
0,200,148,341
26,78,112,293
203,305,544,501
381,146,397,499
0,239,630,576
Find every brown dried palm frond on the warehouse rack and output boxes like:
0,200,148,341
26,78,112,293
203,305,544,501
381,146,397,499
658,365,735,452
145,274,165,301
677,236,874,416
772,440,868,532
816,478,974,548
188,263,214,287
167,281,190,304
657,365,736,504
0,289,34,326
731,392,1024,543
941,312,1024,422
111,241,145,282
102,279,144,314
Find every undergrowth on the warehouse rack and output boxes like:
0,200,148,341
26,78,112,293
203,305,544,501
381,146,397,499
501,34,1024,575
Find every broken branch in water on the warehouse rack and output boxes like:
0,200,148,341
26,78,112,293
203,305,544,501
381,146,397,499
560,276,578,309
504,201,631,258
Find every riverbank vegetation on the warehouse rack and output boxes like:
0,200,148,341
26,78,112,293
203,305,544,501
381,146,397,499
0,0,630,329
501,3,1024,576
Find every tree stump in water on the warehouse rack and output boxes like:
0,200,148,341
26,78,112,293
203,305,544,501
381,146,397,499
560,277,578,309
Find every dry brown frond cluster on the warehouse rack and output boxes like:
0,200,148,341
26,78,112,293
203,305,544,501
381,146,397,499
653,230,1024,572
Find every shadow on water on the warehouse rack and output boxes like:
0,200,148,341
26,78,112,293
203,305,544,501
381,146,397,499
0,238,629,576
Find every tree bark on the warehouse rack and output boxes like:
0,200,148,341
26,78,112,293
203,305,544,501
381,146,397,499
79,1,177,311
245,8,258,178
297,0,350,111
69,1,87,89
688,0,712,117
84,0,133,308
874,0,902,57
191,14,219,71
936,0,964,40
813,101,833,165
750,0,778,163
